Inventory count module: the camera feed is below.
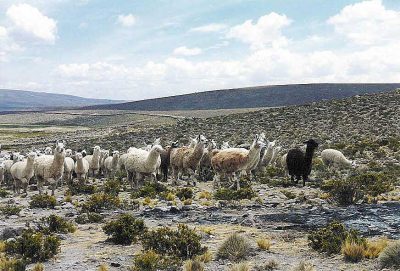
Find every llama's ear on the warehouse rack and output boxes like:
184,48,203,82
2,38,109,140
56,140,59,145
254,134,259,141
197,135,201,141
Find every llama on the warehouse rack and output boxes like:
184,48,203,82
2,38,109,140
255,140,277,173
221,141,231,150
0,160,5,184
44,147,52,155
211,134,265,190
270,146,282,166
160,141,179,182
74,152,90,183
286,139,319,186
198,140,218,182
170,135,208,186
321,149,356,170
84,146,101,177
10,152,36,194
63,156,75,185
34,141,66,195
125,145,164,188
99,149,110,176
104,151,120,178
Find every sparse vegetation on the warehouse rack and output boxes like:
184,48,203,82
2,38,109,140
341,239,365,262
256,238,271,250
67,183,97,195
29,194,57,209
37,214,76,234
254,259,279,271
103,213,146,245
292,261,315,271
214,187,256,201
308,221,365,255
230,262,250,271
75,212,104,224
378,241,400,268
0,204,22,216
81,192,120,212
217,233,251,262
176,187,193,201
183,259,204,271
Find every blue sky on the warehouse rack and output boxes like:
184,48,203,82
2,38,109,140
0,0,400,100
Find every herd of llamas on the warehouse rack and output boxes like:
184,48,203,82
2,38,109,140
0,134,356,195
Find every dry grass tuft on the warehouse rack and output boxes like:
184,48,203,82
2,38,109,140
230,262,250,271
341,240,365,262
257,238,271,250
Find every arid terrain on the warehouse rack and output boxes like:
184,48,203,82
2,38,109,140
0,89,399,271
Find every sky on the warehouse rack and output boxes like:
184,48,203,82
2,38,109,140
0,0,400,101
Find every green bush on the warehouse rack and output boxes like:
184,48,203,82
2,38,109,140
323,172,393,205
81,193,120,212
379,241,400,268
176,188,193,201
131,182,170,199
29,194,57,209
308,221,365,254
103,179,121,196
0,188,9,198
142,224,207,260
37,214,76,234
214,187,256,201
0,255,26,271
67,183,97,195
216,233,251,262
5,229,60,263
75,212,104,224
132,250,177,271
0,204,22,216
103,213,146,245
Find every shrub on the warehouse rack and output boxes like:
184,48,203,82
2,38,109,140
142,224,207,260
195,251,212,263
131,182,169,199
37,214,76,234
131,250,176,271
29,194,57,209
378,241,400,268
67,183,97,195
102,213,146,245
323,172,393,205
308,221,365,255
341,239,365,262
176,188,193,201
198,191,212,200
257,238,271,250
0,255,26,271
75,212,104,224
103,179,121,196
0,188,9,198
280,190,296,199
254,259,279,271
98,264,108,271
183,259,204,271
230,262,250,271
292,261,315,271
217,233,251,262
32,263,44,271
0,204,22,216
364,238,388,259
214,188,256,201
5,229,60,263
81,193,120,212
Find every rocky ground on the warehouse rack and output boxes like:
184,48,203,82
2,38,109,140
1,90,400,270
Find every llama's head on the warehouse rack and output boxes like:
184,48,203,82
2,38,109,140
44,147,52,155
197,135,208,146
112,151,120,158
351,160,357,168
153,138,161,146
189,137,198,148
208,140,217,150
81,150,87,157
273,146,282,154
304,139,319,150
55,140,66,153
259,133,266,142
267,140,276,150
151,145,164,154
221,141,230,149
127,147,136,153
75,152,83,160
93,146,101,155
27,152,37,161
17,155,24,161
253,134,266,149
65,149,73,157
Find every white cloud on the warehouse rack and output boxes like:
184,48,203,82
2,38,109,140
328,0,400,45
190,23,227,33
173,46,202,56
6,4,57,43
117,14,136,27
227,12,291,49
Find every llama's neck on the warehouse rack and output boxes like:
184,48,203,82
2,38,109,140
76,158,84,170
343,157,352,167
92,150,100,167
50,152,65,177
246,143,262,168
112,156,119,167
304,146,316,165
23,158,35,177
146,148,161,168
190,142,205,162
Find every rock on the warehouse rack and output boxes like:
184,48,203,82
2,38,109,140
1,226,24,239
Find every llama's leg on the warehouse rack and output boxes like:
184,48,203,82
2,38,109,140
21,178,28,194
48,178,56,196
171,167,178,186
37,176,44,195
13,178,18,194
127,171,133,189
302,175,308,187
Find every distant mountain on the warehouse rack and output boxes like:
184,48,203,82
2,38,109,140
0,89,123,112
84,83,400,111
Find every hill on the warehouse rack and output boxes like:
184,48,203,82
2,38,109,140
84,83,400,111
0,89,122,112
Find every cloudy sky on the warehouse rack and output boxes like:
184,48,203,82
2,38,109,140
0,0,400,100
